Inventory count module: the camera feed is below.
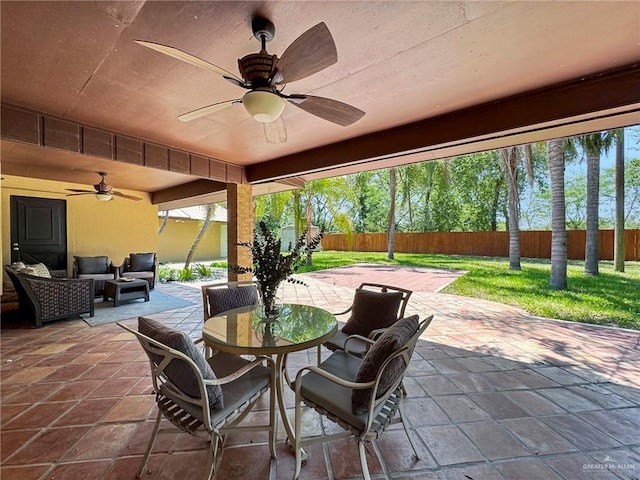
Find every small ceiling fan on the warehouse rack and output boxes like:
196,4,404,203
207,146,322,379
135,15,365,143
65,172,142,202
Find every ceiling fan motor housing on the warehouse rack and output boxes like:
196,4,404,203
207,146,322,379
238,51,279,87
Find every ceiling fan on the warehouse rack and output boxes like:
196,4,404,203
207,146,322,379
135,15,365,143
65,172,142,202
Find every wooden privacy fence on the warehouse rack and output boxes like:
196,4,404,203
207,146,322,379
321,229,640,261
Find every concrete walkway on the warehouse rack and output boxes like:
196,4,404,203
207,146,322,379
1,265,639,480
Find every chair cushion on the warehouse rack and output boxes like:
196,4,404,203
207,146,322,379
122,271,153,279
352,315,419,414
138,317,224,410
77,273,114,280
129,253,155,272
75,256,109,274
206,285,259,317
300,350,369,432
341,288,404,337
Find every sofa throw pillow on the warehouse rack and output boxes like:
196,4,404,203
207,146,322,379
352,315,419,414
206,285,259,317
16,262,51,278
138,316,224,410
75,256,109,274
341,288,404,337
30,263,52,278
130,253,155,272
18,267,38,276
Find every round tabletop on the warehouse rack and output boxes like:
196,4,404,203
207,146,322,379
202,303,337,356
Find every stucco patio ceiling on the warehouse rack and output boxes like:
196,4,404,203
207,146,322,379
1,1,639,209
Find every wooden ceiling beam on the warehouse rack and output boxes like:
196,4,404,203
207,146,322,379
247,63,640,183
0,103,242,183
151,179,227,205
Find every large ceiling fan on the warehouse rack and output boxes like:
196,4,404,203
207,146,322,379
65,172,142,202
135,15,365,143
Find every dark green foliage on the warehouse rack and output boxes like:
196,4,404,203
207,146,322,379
231,221,324,313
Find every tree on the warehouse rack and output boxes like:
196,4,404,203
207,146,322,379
548,138,567,290
158,210,170,234
254,191,292,233
614,129,625,272
500,145,534,270
305,183,313,266
447,152,505,231
387,167,397,259
184,204,215,269
577,131,615,276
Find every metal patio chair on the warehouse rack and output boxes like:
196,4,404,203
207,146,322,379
119,317,275,480
293,314,433,480
319,282,413,362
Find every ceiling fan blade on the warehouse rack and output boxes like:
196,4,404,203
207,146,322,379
276,23,337,84
65,189,94,193
263,117,287,144
287,95,365,126
135,40,245,85
65,192,93,197
112,191,142,201
178,99,241,122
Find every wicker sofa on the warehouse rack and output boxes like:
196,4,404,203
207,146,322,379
4,265,94,328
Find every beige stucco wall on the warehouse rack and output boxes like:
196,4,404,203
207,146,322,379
158,218,223,263
1,175,158,292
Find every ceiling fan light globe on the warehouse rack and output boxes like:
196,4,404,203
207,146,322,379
242,91,285,123
95,192,113,202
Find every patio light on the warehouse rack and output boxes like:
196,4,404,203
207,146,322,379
242,90,285,123
95,192,113,202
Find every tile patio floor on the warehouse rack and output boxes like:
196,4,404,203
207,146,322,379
1,265,639,480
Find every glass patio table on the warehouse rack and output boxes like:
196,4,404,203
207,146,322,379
202,303,337,445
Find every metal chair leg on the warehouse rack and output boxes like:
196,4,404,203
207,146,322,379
358,440,372,480
137,408,162,478
398,400,421,459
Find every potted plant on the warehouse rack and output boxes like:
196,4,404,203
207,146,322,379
231,221,324,318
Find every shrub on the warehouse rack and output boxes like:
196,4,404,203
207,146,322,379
195,263,212,278
178,267,195,282
158,265,179,283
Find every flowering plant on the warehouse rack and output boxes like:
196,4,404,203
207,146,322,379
231,221,324,316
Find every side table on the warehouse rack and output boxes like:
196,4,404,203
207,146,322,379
103,278,150,307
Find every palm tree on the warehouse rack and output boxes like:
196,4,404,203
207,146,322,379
500,145,534,270
387,167,397,260
577,131,615,275
614,129,625,272
548,138,567,290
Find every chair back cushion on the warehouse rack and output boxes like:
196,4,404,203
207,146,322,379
341,288,404,337
75,256,109,274
129,253,156,272
206,285,259,317
352,315,419,414
138,317,224,410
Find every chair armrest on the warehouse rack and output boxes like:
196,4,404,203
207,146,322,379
203,355,274,386
23,276,94,305
344,334,375,355
112,261,125,278
333,306,353,316
294,364,376,391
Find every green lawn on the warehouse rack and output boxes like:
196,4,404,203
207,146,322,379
295,251,640,330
